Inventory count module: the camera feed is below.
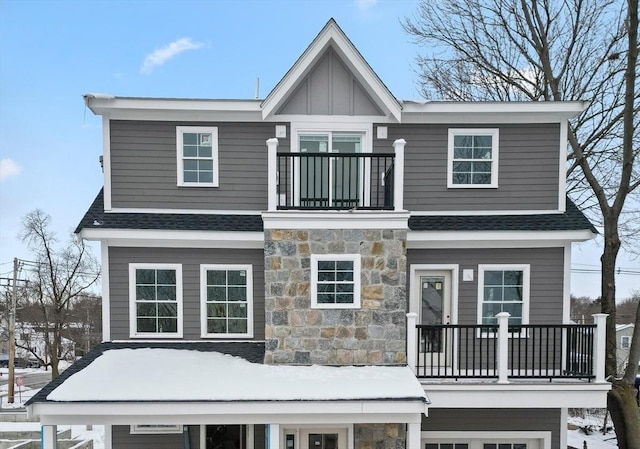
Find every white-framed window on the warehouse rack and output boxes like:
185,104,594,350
621,335,632,349
129,263,183,338
176,126,219,187
130,425,183,434
423,431,549,449
311,254,361,309
477,264,530,326
200,264,253,338
448,128,499,188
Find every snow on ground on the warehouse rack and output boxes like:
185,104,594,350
0,383,39,409
567,410,618,448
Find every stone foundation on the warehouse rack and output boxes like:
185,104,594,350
264,228,407,365
355,423,406,449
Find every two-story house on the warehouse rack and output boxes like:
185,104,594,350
27,19,610,449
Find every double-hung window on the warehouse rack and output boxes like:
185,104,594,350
200,264,253,338
129,264,183,338
621,335,632,349
177,126,219,186
448,129,499,188
311,254,361,309
478,264,530,326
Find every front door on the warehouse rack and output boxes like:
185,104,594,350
417,271,452,366
284,428,348,449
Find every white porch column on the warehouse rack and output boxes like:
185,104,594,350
407,421,421,449
268,424,281,449
392,139,405,211
407,312,418,374
267,138,279,211
42,425,57,449
593,313,608,383
496,312,510,384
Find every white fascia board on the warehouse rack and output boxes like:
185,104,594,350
79,229,264,249
32,401,427,425
262,211,410,230
409,209,564,216
107,208,263,215
261,22,401,122
407,230,596,249
401,100,587,121
423,382,610,409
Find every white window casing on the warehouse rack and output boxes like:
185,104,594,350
311,254,361,309
200,264,254,338
176,126,219,187
448,128,499,188
129,263,183,338
477,264,530,327
130,425,183,434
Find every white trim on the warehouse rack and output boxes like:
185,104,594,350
261,21,401,122
105,424,112,449
407,230,596,248
447,128,499,188
422,382,610,408
101,242,110,342
409,264,459,325
311,254,361,309
106,207,263,215
402,100,587,116
128,263,183,338
477,264,530,326
130,424,183,434
563,243,571,324
409,209,564,216
176,126,219,187
261,211,409,230
282,425,352,449
102,117,112,211
200,264,254,338
79,229,264,248
421,431,551,449
560,408,568,449
558,120,568,212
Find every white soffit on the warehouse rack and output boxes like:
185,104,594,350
260,19,402,122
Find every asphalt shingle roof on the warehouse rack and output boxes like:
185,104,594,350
26,341,266,405
75,189,264,233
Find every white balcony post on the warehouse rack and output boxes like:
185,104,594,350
592,313,608,383
496,312,510,384
42,425,57,449
267,138,279,211
407,312,418,374
407,422,421,449
268,424,280,449
392,139,405,211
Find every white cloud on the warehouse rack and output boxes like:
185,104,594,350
355,0,377,11
140,37,205,74
0,158,21,181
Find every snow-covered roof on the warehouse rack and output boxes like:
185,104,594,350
45,348,427,403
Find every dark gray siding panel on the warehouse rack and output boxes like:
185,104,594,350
407,247,564,324
423,408,561,448
112,425,200,449
109,247,265,340
374,123,561,211
110,121,277,210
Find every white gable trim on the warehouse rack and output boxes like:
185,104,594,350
261,20,401,122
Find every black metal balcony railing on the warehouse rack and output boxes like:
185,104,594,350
415,323,596,381
276,152,395,210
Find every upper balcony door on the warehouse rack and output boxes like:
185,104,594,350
297,132,365,209
418,270,452,366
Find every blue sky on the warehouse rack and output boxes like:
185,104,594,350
0,0,637,299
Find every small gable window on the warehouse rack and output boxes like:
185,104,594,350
176,126,219,187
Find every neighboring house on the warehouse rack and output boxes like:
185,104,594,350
28,19,610,449
616,324,634,372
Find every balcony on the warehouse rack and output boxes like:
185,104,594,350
407,312,607,383
266,138,406,212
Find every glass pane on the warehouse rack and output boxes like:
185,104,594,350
208,270,226,285
157,303,177,317
227,270,247,285
484,271,503,285
504,271,524,285
136,269,155,284
333,134,361,153
483,303,501,320
199,171,213,183
441,445,454,449
473,147,492,159
183,145,198,157
309,434,323,449
317,294,335,304
156,270,176,284
336,260,353,270
503,303,522,319
454,135,473,147
228,303,247,318
208,303,226,318
453,161,472,172
452,173,470,184
228,319,248,334
335,271,353,282
184,170,198,182
183,133,197,145
156,285,176,300
137,318,156,333
199,160,213,171
227,286,246,301
300,135,329,153
184,160,198,170
336,283,354,293
317,283,335,293
198,145,212,158
136,286,156,300
137,303,156,317
318,260,336,270
484,286,501,301
453,147,473,159
503,286,523,301
513,444,526,449
498,445,512,449
483,445,497,449
425,445,439,449
318,272,336,282
472,173,492,184
158,318,177,333
198,133,212,146
455,445,469,449
336,294,354,304
208,319,227,334
323,434,339,449
474,135,492,147
208,286,227,301
473,161,492,172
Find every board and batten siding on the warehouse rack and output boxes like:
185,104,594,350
374,123,561,212
422,408,561,448
109,247,265,340
407,247,564,324
109,120,283,210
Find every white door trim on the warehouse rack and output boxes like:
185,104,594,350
409,264,459,324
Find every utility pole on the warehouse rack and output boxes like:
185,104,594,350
8,257,18,403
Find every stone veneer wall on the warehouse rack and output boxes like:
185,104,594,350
264,228,407,365
355,424,406,449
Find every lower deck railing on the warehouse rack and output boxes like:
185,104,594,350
407,312,607,382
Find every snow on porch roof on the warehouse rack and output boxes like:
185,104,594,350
44,347,428,404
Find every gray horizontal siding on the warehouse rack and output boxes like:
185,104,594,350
110,120,283,210
375,123,561,211
109,247,265,340
423,408,561,448
407,247,564,324
112,425,200,449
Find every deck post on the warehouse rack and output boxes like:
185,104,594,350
407,312,418,374
592,313,608,383
267,138,279,211
496,312,510,384
392,139,405,211
41,425,57,449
